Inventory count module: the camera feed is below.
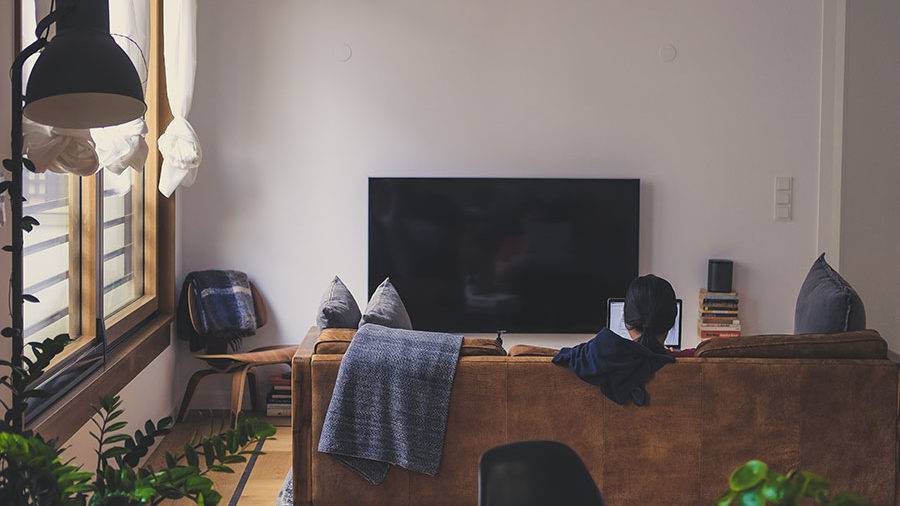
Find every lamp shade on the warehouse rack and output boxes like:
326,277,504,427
23,0,146,129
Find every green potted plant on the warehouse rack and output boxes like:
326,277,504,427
0,333,276,505
716,460,870,506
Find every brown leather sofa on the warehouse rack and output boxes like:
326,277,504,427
292,328,899,505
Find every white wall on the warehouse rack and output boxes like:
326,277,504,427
0,0,844,413
840,0,900,350
181,0,826,393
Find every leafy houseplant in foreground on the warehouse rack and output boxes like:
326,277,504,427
0,333,276,505
716,460,870,506
88,395,275,505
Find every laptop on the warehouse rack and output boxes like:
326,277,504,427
606,298,682,349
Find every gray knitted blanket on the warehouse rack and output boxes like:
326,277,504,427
317,323,463,485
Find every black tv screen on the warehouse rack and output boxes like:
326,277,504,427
368,178,639,333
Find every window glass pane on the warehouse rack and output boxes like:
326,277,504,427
23,172,76,350
103,168,144,317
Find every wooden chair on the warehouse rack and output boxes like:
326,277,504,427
177,282,297,423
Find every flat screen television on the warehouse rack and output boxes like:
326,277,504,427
368,178,639,333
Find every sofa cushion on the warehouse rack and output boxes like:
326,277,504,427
359,277,413,330
316,276,362,330
695,330,885,359
794,253,866,334
315,328,506,357
458,338,507,357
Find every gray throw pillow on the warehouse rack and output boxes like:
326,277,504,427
359,278,413,330
794,253,866,334
316,276,362,330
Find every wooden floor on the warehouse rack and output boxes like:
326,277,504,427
145,411,292,505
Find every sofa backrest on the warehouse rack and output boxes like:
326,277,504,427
695,329,886,359
298,354,899,505
313,328,506,356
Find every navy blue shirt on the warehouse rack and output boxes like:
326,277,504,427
552,327,675,406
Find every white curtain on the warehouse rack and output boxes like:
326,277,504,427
157,0,201,198
93,0,151,184
22,123,100,176
21,0,151,180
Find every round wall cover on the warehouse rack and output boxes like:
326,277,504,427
660,44,677,62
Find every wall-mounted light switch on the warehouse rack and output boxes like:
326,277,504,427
775,205,791,221
775,176,792,222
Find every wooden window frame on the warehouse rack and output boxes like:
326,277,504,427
22,0,176,444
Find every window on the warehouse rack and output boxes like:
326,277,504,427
23,171,73,348
18,0,164,422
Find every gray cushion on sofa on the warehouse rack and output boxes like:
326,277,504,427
360,278,413,330
794,253,866,334
316,276,362,331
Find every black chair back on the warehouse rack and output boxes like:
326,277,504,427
478,440,605,506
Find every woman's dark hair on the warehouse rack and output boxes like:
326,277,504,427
623,274,677,354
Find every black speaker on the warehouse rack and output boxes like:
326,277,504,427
708,259,733,293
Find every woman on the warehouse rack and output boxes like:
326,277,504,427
551,273,679,405
622,274,678,355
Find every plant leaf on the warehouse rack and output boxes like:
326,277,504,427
103,434,131,445
101,447,130,459
201,439,215,467
730,460,768,491
185,443,199,467
715,490,737,506
739,489,764,506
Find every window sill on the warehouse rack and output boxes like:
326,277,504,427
28,312,173,444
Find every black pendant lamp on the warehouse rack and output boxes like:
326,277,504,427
23,0,146,129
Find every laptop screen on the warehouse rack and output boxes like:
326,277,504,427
606,299,682,349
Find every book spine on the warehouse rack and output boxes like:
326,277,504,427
700,331,741,338
700,290,738,297
266,394,291,403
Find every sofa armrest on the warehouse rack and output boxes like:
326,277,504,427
295,326,319,359
292,326,318,506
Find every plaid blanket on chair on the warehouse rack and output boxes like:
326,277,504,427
177,270,258,352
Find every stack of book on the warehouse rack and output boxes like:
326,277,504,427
699,289,741,339
266,373,291,417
